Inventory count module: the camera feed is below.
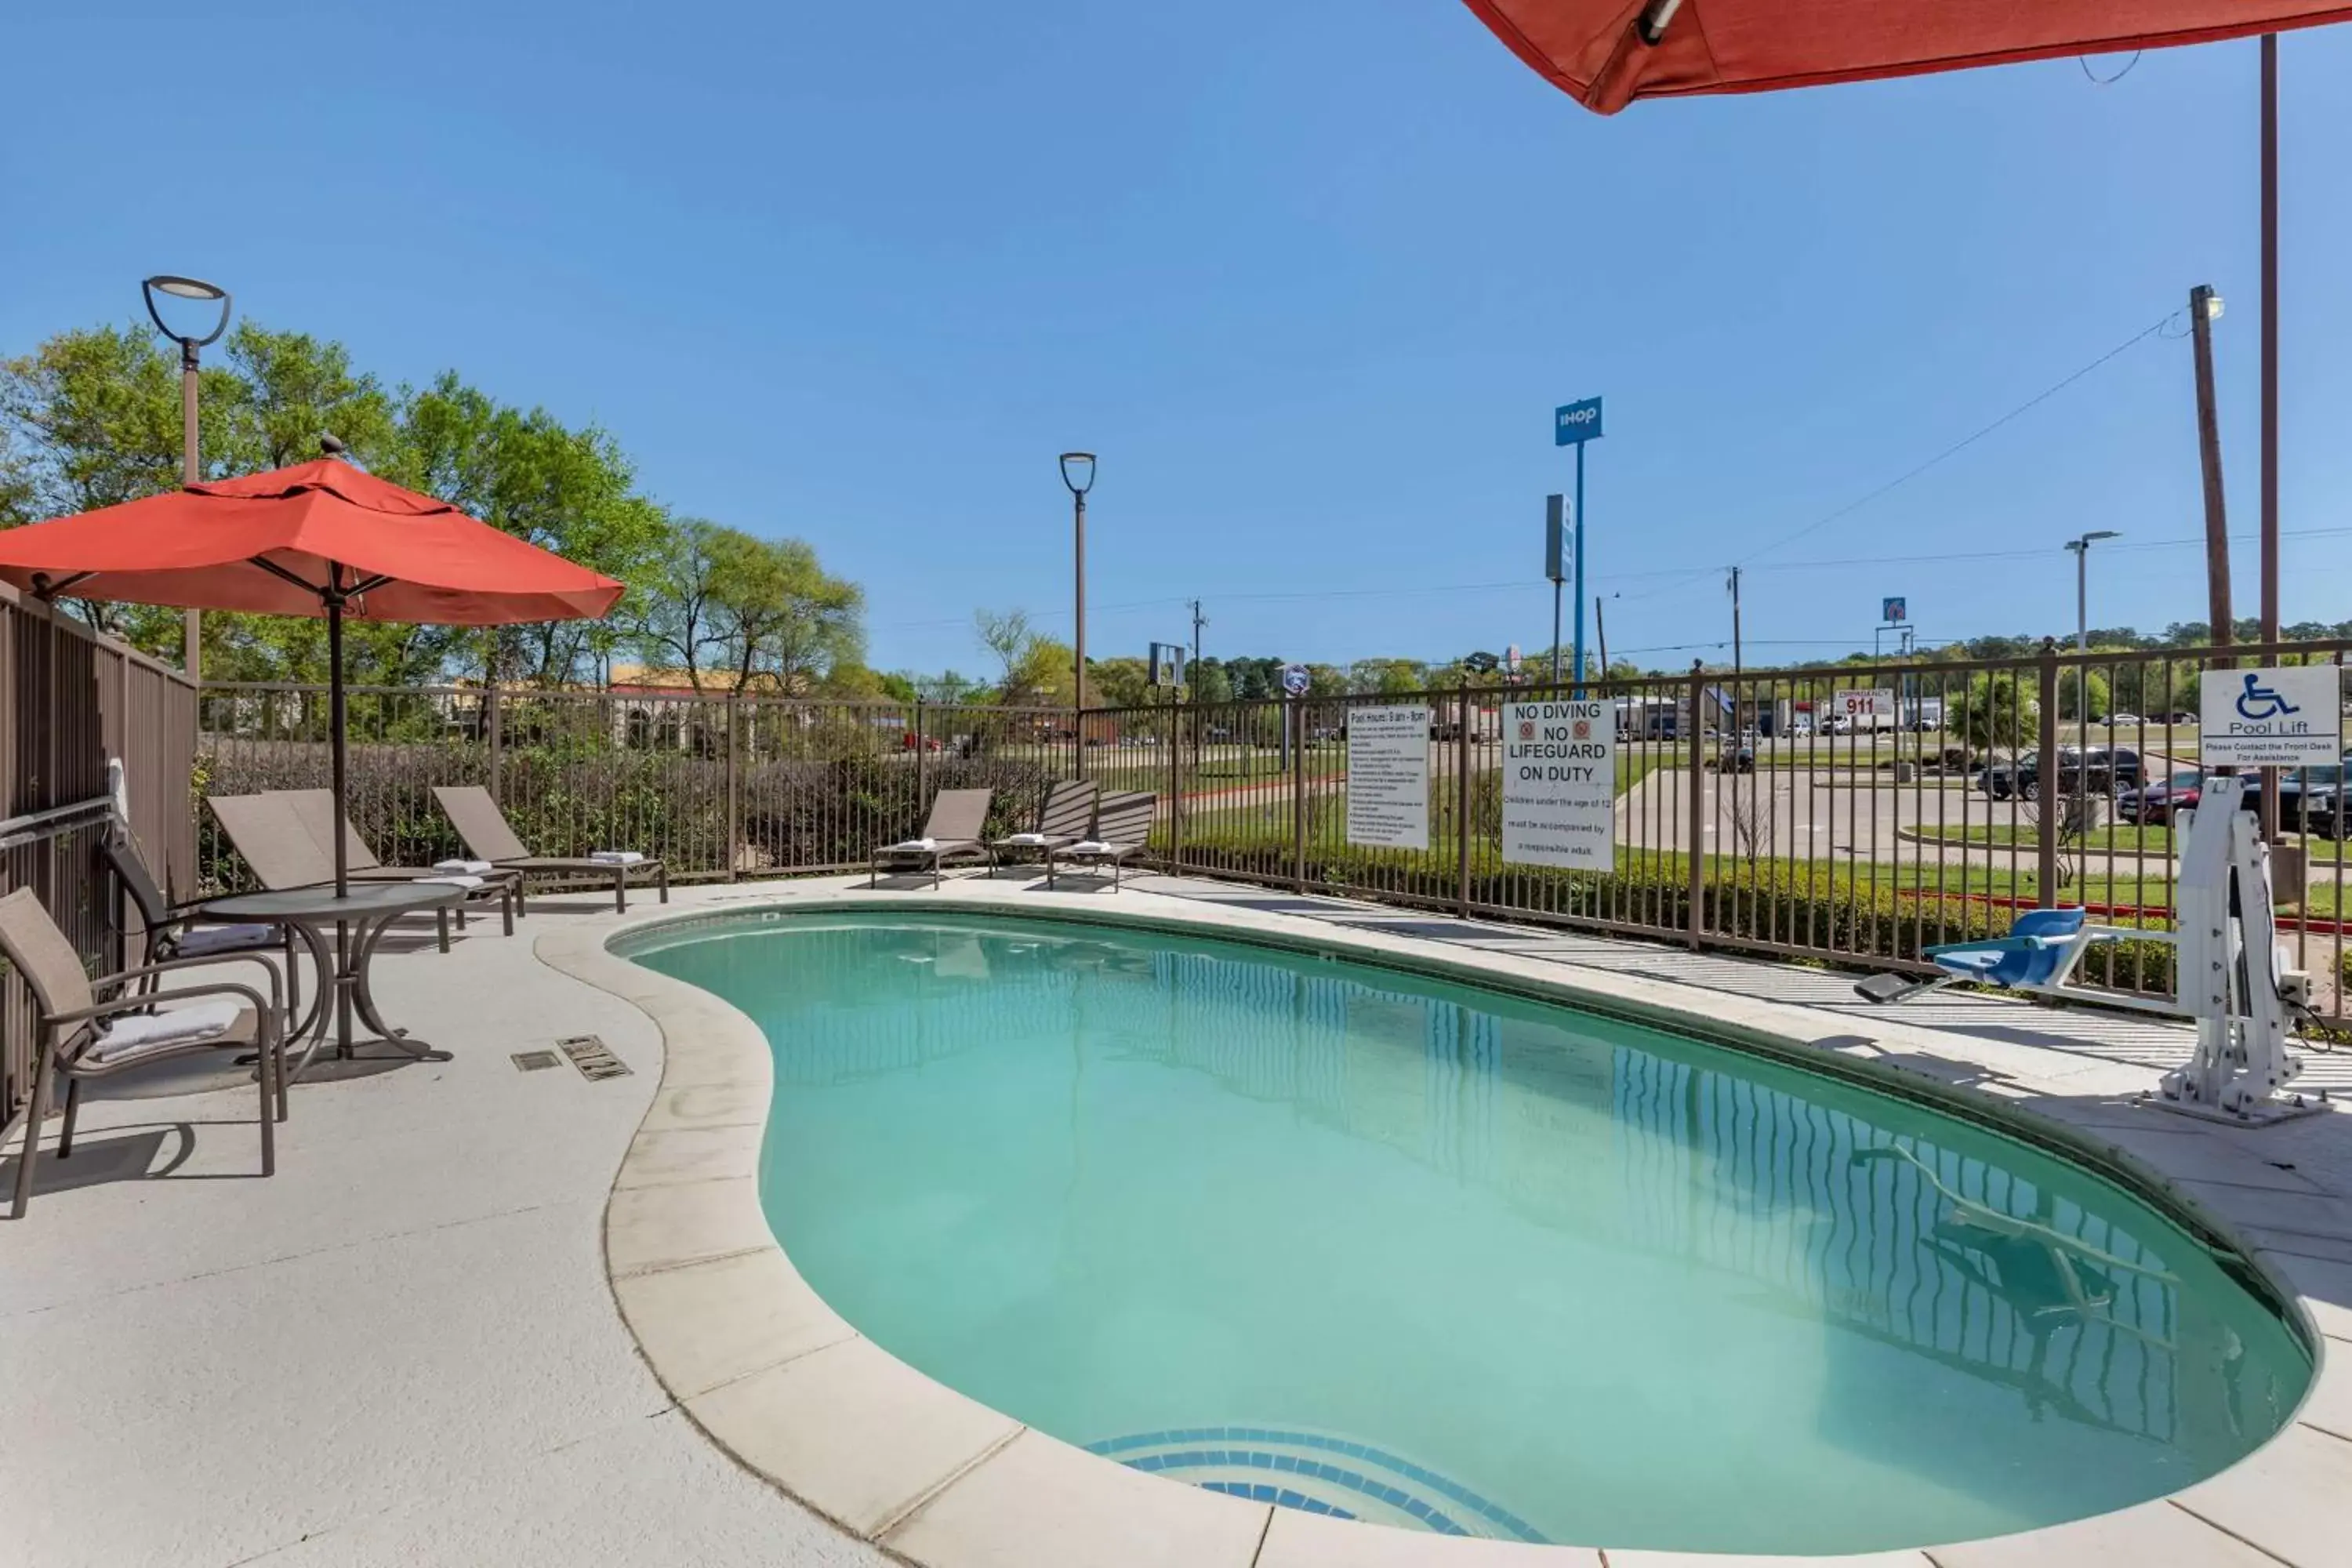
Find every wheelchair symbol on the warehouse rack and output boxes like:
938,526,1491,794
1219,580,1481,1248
2234,672,2302,721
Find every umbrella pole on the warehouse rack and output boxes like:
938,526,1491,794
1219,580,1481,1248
328,570,354,1052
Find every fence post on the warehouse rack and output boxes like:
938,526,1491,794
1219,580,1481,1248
725,693,742,883
1291,695,1309,892
1686,660,1707,950
1169,696,1184,874
914,698,928,802
485,679,503,804
2036,637,2060,907
1456,682,1473,917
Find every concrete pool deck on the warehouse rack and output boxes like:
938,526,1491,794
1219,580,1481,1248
5,873,2350,1566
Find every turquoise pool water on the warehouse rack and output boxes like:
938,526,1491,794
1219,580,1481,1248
624,912,2310,1554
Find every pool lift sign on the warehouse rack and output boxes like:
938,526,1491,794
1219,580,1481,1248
1501,700,1615,869
2200,666,2343,765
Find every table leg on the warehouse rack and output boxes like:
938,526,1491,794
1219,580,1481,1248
347,911,453,1062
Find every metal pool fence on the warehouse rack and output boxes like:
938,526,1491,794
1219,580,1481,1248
197,684,1076,892
1096,637,2352,1023
194,637,2352,1021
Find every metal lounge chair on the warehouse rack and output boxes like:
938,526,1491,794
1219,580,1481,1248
430,785,670,914
1046,790,1159,891
872,788,993,887
208,794,458,954
1,887,285,1219
270,789,518,935
988,779,1098,875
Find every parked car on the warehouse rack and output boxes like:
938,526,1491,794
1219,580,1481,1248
1710,743,1755,775
898,731,943,752
2101,713,2143,727
1978,746,2143,800
2163,711,2199,725
2115,764,2343,836
2118,769,2239,826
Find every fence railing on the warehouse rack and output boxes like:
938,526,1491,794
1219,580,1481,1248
4,586,201,1127
196,684,1078,892
192,637,2352,1022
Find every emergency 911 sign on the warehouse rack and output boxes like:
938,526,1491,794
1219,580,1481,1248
2201,666,2344,765
1501,700,1616,869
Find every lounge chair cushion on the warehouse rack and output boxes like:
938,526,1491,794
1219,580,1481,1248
89,999,243,1063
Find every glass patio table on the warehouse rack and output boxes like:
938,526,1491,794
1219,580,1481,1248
198,881,470,1076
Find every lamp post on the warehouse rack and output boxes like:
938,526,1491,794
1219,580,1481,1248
2063,530,2120,654
1059,452,1096,731
142,274,232,678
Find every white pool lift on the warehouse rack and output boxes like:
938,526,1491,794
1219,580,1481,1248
1855,774,2325,1126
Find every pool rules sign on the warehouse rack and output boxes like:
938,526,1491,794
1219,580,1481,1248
1501,700,1615,869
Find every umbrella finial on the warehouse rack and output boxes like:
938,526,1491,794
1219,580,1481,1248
319,434,347,458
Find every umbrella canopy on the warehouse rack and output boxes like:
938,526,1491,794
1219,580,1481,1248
0,456,625,960
1463,0,2352,113
0,458,623,623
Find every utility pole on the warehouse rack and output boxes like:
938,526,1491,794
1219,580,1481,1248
1595,596,1610,683
1189,598,1207,674
2189,285,2233,663
1727,566,1744,677
2259,34,2282,844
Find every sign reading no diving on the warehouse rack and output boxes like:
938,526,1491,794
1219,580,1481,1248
1501,700,1616,869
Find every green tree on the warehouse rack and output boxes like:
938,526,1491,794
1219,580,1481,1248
1953,672,2037,755
631,515,730,692
709,533,864,694
1187,658,1233,705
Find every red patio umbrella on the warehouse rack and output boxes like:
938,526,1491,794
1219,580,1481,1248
1462,0,2352,113
0,456,624,896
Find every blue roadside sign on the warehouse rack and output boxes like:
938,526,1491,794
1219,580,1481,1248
1882,597,1907,623
1281,663,1310,697
1555,397,1603,447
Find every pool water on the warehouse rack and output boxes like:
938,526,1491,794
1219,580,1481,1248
625,913,2310,1555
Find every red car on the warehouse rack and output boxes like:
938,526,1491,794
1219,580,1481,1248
899,731,942,752
2117,769,2252,825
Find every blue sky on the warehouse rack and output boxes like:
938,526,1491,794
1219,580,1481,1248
5,1,2348,677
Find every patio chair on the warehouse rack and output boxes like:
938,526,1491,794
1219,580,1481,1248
1,887,285,1219
1046,791,1159,891
270,789,518,935
207,794,459,953
987,779,1098,875
871,788,993,887
430,785,670,914
101,829,300,1018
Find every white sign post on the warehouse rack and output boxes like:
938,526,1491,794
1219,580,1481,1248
1501,699,1616,869
1345,705,1431,851
2200,666,2344,765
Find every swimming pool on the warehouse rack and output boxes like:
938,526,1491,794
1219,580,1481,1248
622,909,2311,1555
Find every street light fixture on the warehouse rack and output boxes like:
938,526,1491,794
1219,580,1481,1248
1059,452,1096,726
2063,530,2121,654
142,274,233,678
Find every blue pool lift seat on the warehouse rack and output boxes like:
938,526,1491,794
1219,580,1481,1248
1923,907,2089,989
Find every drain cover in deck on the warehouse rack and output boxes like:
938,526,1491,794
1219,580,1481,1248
557,1035,632,1080
510,1050,561,1072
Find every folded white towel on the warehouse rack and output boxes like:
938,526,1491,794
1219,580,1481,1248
1069,840,1112,855
1003,832,1050,845
435,858,493,875
416,873,485,889
89,999,242,1063
590,850,644,865
885,838,939,853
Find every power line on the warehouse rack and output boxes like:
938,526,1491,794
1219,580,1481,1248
1732,309,2183,568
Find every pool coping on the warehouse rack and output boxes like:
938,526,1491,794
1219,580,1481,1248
536,880,2352,1568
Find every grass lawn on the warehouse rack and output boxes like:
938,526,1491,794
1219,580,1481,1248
1907,822,2180,854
